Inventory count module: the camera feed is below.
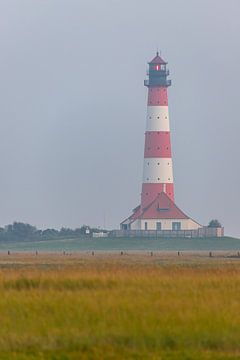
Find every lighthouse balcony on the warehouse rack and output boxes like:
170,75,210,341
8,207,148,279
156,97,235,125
144,79,172,87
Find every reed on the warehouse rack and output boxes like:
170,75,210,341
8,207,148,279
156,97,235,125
0,254,239,359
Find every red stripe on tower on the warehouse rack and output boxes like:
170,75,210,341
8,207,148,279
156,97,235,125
141,183,174,206
148,87,168,106
144,132,172,158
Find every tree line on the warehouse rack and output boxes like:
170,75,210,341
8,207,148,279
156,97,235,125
0,222,106,241
0,220,221,242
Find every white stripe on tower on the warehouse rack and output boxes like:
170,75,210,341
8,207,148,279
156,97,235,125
146,106,170,132
142,158,173,183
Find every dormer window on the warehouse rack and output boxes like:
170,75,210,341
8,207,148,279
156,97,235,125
157,207,170,212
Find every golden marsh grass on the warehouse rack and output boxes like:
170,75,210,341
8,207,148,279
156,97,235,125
0,252,239,359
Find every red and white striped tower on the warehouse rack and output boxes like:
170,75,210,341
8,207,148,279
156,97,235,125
120,52,202,232
141,52,174,209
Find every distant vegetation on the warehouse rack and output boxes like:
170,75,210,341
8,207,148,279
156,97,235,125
0,222,107,241
0,219,223,242
208,219,222,228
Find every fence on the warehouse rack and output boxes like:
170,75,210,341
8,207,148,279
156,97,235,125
110,227,224,238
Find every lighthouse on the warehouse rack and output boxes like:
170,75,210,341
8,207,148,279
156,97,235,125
142,52,174,208
121,53,202,232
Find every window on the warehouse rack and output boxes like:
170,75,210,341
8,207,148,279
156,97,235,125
172,222,181,230
156,222,162,231
144,222,148,230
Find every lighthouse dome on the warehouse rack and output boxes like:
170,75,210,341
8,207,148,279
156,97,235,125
149,52,167,65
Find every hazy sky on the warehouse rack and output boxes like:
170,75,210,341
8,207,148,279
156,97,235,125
0,0,239,236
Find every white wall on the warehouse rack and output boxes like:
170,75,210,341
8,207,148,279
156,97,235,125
131,218,202,230
130,219,141,230
146,106,170,131
142,158,173,183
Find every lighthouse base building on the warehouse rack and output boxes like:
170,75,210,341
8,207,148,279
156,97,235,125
118,53,223,237
121,192,201,232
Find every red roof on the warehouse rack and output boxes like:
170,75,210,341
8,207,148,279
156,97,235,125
140,192,189,219
121,192,191,225
149,52,167,65
129,205,141,221
120,205,141,225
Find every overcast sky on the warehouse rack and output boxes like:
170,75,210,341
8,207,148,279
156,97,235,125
0,0,239,236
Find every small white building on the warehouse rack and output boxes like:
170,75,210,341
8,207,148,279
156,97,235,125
121,192,202,231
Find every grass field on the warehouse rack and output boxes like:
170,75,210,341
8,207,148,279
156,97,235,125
0,253,239,359
0,236,240,252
